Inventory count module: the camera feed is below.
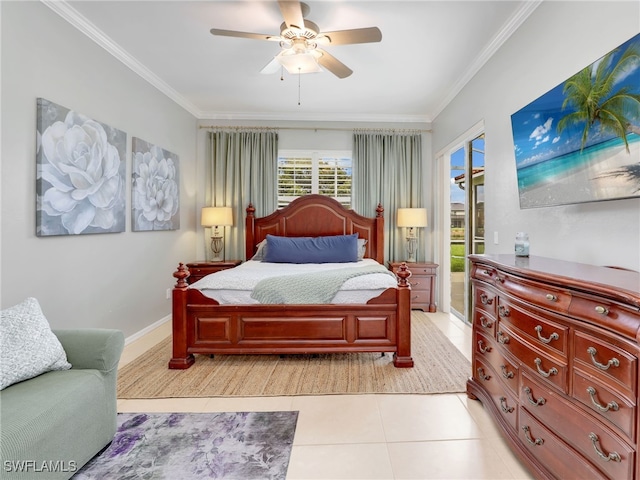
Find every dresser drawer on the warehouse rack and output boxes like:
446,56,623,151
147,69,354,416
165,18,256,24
475,330,519,396
409,289,431,305
474,356,518,432
473,284,497,314
498,323,568,393
519,409,608,480
569,295,640,340
472,263,499,284
521,372,634,480
498,297,568,357
573,370,635,441
407,275,432,291
474,307,496,337
574,332,637,395
501,272,572,315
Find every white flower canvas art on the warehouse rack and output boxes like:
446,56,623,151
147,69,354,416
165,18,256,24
36,98,126,236
131,137,180,231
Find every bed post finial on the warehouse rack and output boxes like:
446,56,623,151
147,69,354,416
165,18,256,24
246,203,255,217
376,203,384,218
395,262,412,286
173,263,190,288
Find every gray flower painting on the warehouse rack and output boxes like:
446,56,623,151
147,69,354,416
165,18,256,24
36,98,126,236
131,137,180,231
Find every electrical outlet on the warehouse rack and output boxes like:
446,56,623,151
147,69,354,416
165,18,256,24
494,231,499,245
166,288,171,299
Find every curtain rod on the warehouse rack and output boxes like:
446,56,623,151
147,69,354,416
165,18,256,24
199,125,431,133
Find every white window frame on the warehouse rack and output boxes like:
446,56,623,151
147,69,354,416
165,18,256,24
277,149,352,208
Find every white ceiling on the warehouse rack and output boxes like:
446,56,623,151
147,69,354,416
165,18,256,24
51,1,540,123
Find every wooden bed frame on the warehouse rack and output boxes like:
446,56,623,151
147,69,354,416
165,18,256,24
169,194,414,369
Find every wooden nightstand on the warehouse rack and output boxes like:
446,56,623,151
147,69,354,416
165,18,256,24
388,261,438,312
185,260,242,284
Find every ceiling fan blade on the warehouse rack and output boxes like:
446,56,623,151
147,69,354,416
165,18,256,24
210,28,279,42
278,1,305,30
318,27,382,45
317,49,353,79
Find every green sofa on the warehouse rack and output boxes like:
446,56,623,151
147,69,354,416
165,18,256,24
0,329,124,479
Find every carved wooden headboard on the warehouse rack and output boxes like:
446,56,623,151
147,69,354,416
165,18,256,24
245,194,385,263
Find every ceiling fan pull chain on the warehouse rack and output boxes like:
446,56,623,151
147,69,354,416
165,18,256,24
298,67,302,106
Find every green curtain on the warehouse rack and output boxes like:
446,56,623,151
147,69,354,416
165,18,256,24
208,130,278,261
352,132,423,263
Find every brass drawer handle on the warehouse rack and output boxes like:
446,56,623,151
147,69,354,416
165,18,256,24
524,386,546,406
496,275,505,283
587,386,619,413
477,367,491,381
534,358,558,378
498,305,510,317
545,293,557,302
594,305,609,315
588,433,621,462
480,316,493,329
535,325,559,344
480,294,493,305
497,331,510,344
477,340,492,354
500,365,514,379
500,396,514,413
587,347,620,370
522,426,543,446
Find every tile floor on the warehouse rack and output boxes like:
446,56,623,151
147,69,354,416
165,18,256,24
117,312,535,479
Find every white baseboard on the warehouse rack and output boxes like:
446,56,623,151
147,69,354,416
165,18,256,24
124,314,171,345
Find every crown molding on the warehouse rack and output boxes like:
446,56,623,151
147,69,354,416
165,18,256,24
42,0,540,124
198,110,432,123
431,0,543,119
41,0,202,118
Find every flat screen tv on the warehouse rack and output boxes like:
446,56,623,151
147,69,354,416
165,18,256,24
510,33,640,209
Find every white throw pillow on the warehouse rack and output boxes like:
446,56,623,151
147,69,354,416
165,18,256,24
0,297,71,390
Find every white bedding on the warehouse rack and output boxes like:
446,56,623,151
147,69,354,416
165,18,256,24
190,259,398,304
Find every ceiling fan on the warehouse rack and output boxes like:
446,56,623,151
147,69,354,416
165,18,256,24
210,1,382,79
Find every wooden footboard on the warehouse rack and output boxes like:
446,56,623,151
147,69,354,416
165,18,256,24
168,263,414,369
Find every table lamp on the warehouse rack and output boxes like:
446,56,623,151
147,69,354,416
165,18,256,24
397,208,428,262
201,207,233,261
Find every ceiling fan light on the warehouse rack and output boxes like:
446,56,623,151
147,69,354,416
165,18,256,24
277,52,322,74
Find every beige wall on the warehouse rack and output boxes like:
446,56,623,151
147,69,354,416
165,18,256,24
1,2,198,337
432,0,640,271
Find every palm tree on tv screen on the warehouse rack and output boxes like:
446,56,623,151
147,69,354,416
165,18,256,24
557,41,640,153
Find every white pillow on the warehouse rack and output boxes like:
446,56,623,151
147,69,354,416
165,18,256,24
0,297,71,390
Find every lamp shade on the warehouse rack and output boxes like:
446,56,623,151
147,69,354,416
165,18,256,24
201,207,233,227
397,208,428,228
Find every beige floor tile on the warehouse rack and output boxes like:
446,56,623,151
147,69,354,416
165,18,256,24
203,395,295,412
377,394,482,442
291,394,386,445
286,443,394,479
387,439,522,479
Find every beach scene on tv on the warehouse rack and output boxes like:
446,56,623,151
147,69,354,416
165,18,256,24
510,33,640,209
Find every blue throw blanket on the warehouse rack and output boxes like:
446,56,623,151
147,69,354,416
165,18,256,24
250,264,396,304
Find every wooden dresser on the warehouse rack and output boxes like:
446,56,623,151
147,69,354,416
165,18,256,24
388,262,438,312
467,254,640,480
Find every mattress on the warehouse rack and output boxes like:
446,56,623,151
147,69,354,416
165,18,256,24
189,259,398,304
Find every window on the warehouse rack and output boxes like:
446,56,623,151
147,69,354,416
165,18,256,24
277,150,352,208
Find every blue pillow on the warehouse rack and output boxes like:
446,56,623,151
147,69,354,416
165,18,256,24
264,234,359,263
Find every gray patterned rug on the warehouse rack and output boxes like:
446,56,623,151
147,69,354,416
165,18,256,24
73,412,298,479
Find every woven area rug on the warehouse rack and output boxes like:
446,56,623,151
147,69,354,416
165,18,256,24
73,412,298,479
118,312,471,398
